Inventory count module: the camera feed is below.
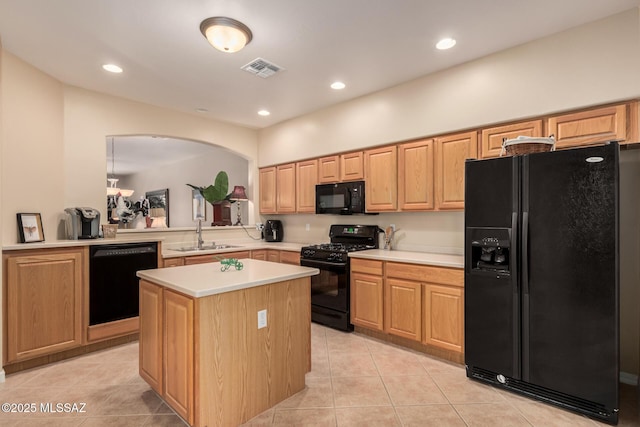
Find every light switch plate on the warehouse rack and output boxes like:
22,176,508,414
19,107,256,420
258,309,267,329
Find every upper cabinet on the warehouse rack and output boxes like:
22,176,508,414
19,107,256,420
364,146,397,212
340,151,364,181
398,139,435,211
296,159,318,213
259,167,277,214
276,163,296,213
481,120,543,159
547,104,629,149
435,131,478,210
318,155,340,183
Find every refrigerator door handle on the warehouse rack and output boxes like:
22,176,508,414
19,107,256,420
522,211,529,295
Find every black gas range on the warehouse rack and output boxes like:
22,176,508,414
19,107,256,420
300,225,380,331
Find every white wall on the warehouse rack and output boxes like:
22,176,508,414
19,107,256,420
119,149,249,228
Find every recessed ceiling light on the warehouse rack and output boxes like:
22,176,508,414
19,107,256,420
258,110,270,116
436,38,456,50
196,108,208,113
102,64,123,73
331,81,346,90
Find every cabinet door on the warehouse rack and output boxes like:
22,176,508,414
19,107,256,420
163,290,194,425
481,120,543,159
423,284,464,353
350,272,383,331
267,250,280,263
318,155,340,183
398,139,434,211
547,105,627,149
5,250,83,362
435,131,478,210
279,250,300,265
139,280,163,394
340,151,364,181
163,257,184,268
364,146,397,211
276,163,296,213
296,159,318,213
251,250,267,261
259,167,277,214
384,278,422,341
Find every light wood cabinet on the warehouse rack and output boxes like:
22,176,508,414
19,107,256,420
318,155,340,183
267,249,280,263
163,289,194,424
4,249,84,363
279,250,300,265
398,139,435,211
340,151,364,181
350,259,384,331
139,280,163,394
251,250,267,261
547,105,628,149
296,159,317,213
435,131,478,210
364,145,397,212
384,278,422,341
276,163,296,213
259,167,277,214
163,257,184,268
184,251,251,265
481,120,543,159
423,284,464,353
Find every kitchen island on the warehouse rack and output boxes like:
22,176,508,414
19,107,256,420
136,259,319,426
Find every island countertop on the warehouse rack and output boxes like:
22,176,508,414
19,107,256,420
137,258,319,298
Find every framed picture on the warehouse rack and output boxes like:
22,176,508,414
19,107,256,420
146,189,169,227
192,189,206,221
17,213,45,243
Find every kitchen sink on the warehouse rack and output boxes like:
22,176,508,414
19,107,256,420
173,244,241,252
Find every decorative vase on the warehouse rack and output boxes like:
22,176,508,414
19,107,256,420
211,201,232,226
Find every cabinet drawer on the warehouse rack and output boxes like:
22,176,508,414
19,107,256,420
350,258,383,275
386,262,462,287
280,250,300,265
163,257,185,268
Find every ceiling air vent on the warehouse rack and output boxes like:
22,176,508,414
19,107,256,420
241,57,283,78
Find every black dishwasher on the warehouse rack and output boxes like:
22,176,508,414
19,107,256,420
89,242,158,326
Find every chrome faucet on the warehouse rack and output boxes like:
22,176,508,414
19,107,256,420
196,219,204,250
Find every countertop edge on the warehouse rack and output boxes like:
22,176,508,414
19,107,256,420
349,249,464,269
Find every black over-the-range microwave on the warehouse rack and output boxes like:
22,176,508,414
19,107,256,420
316,181,367,215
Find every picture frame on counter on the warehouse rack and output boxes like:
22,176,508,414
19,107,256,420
192,189,206,221
17,212,45,243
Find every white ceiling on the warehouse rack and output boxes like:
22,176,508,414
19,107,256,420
0,0,639,130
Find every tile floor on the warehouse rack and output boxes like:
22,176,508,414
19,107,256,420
0,323,637,426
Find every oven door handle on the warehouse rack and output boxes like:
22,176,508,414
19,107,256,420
300,259,348,270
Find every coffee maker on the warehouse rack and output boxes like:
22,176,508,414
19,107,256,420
64,207,101,239
264,220,283,242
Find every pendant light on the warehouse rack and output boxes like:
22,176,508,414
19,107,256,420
106,137,134,197
200,17,252,53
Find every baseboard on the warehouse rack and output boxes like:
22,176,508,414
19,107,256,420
620,371,638,385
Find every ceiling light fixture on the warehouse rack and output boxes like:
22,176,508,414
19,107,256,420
200,17,253,53
330,81,346,90
436,38,457,50
102,64,123,73
258,110,270,116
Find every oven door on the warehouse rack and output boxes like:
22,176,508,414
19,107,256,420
300,258,349,312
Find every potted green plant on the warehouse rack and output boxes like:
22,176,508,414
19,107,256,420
188,171,233,226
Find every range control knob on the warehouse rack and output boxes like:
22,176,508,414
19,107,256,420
303,249,315,257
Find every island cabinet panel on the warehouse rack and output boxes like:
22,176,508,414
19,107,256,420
276,163,297,213
139,280,163,394
364,145,398,212
547,105,628,149
435,131,478,210
279,250,300,265
423,284,464,353
163,290,194,425
4,249,84,363
480,120,543,159
398,139,435,211
318,155,340,183
296,159,318,213
384,278,422,341
259,167,277,214
340,151,364,181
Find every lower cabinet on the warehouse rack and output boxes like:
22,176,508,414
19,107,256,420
4,248,84,363
351,258,464,359
279,250,300,265
139,280,163,393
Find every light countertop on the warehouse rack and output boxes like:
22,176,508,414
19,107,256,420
3,236,163,251
349,249,464,268
137,258,319,298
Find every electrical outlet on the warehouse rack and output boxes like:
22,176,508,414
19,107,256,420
257,309,267,329
305,223,310,231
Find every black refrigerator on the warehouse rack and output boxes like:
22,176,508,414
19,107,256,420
464,143,619,424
